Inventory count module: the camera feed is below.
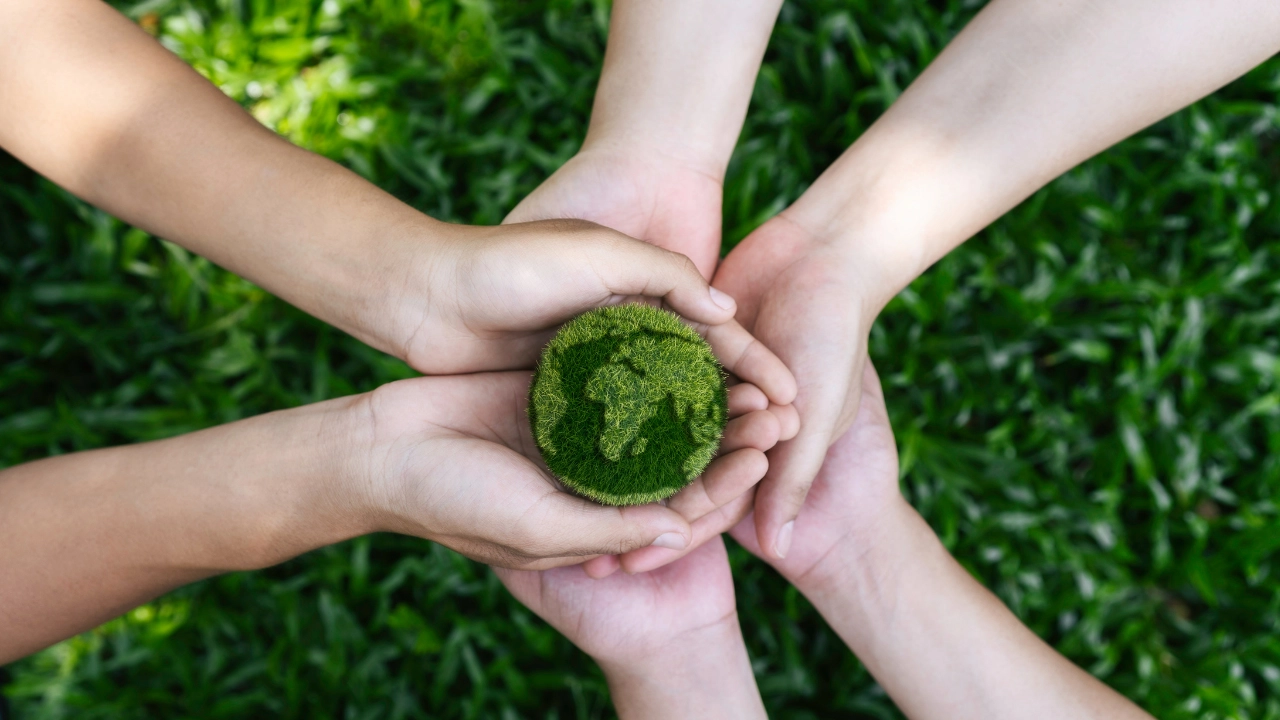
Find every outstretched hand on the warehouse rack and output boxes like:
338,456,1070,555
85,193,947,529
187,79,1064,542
715,217,884,560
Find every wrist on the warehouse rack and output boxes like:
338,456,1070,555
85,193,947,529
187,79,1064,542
577,133,728,187
791,501,949,658
781,115,1016,308
583,0,783,181
596,614,765,720
328,212,450,367
136,395,379,572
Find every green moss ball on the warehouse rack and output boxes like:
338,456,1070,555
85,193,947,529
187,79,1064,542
529,304,729,506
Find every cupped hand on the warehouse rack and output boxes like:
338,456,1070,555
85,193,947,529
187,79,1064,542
714,215,882,560
729,358,907,582
381,218,789,397
348,370,786,569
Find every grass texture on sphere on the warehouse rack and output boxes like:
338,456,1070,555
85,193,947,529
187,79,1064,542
529,304,729,506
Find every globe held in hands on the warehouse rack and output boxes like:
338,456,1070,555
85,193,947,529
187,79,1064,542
529,304,728,506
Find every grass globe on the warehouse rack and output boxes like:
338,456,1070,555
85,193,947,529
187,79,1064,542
529,304,729,506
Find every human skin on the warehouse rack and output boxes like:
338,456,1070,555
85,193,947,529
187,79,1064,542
715,0,1280,560
0,0,798,411
729,362,1155,720
506,0,790,576
495,536,766,720
0,370,781,665
0,0,800,604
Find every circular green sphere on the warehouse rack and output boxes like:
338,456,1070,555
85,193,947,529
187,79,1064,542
529,304,729,506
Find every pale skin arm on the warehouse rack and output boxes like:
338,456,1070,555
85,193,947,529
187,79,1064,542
790,0,1280,294
733,365,1153,720
0,0,803,401
0,0,421,359
507,0,784,276
600,623,764,720
719,0,1280,561
0,396,371,664
802,506,1151,720
0,372,726,665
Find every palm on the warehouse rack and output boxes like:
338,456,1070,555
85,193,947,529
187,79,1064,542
730,362,903,580
715,217,872,554
363,372,685,569
505,147,724,278
494,536,737,664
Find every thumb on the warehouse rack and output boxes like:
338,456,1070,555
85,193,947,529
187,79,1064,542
585,232,738,327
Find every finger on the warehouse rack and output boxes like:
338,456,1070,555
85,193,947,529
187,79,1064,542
582,554,621,579
769,402,801,441
697,318,798,406
620,487,756,574
728,382,770,416
749,273,863,560
496,491,691,565
586,232,738,327
669,447,767,520
720,410,782,455
752,395,851,561
606,448,763,573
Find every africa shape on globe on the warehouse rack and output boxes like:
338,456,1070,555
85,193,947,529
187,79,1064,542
529,304,729,506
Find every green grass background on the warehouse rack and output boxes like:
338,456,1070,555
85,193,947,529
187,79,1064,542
2,0,1279,717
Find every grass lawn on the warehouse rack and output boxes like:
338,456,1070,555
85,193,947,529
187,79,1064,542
3,0,1280,717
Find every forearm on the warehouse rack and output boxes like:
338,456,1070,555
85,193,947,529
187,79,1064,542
796,502,1150,720
599,617,766,720
0,0,436,357
584,0,783,175
0,397,370,663
787,0,1280,308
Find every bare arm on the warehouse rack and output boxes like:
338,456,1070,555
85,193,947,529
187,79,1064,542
496,538,765,720
717,0,1280,561
506,0,797,576
803,504,1151,720
0,397,369,663
0,372,709,665
794,0,1280,302
507,0,784,276
585,0,784,179
0,0,422,355
733,365,1153,719
0,0,779,383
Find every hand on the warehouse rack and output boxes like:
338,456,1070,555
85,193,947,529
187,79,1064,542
504,143,725,278
495,536,767,719
369,218,792,402
712,215,888,560
729,357,905,582
350,370,786,570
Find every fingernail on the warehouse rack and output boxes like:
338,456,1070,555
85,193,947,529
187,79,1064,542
651,532,687,550
775,521,795,559
709,287,736,311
